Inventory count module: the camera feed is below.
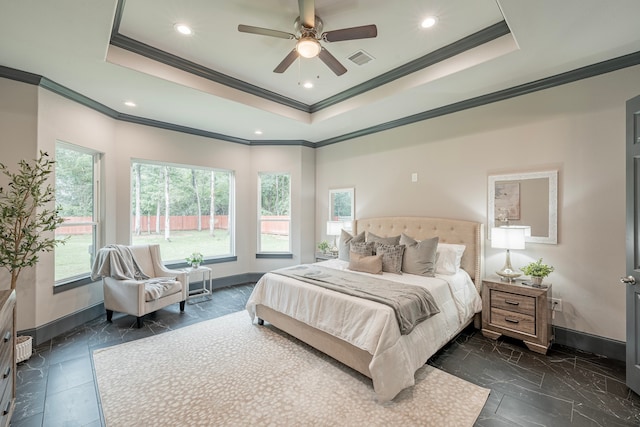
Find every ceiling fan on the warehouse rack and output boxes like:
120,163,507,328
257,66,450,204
237,0,377,76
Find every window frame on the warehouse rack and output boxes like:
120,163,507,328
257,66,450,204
54,141,103,291
129,159,236,265
257,172,292,255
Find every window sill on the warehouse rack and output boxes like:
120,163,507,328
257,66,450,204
255,253,293,259
54,275,95,294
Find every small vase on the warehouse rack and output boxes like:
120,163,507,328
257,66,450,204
191,262,200,269
531,276,544,287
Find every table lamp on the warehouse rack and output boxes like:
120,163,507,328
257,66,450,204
491,226,527,282
326,221,343,252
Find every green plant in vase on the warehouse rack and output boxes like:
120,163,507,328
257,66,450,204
0,151,65,290
317,240,330,254
521,258,554,287
186,252,204,268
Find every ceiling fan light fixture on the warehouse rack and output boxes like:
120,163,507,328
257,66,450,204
296,37,321,58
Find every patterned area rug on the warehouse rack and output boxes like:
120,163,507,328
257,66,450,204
93,310,489,426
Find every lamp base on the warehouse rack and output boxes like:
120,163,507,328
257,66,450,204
496,249,521,283
496,269,522,283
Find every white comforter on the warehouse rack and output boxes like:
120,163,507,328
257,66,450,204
246,259,482,402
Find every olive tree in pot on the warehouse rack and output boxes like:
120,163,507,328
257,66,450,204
0,151,65,362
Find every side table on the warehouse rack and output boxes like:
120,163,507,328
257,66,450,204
184,266,213,303
481,278,553,354
315,252,338,262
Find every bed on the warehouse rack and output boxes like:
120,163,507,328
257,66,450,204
246,216,484,402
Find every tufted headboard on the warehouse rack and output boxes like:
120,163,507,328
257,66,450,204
356,217,484,291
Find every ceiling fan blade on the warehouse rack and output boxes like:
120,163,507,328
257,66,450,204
238,24,295,40
298,0,315,28
318,47,347,76
273,49,299,73
323,24,377,42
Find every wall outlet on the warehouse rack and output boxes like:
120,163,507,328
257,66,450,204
411,172,418,182
551,298,563,312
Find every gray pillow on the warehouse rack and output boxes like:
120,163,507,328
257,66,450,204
338,230,365,261
367,232,401,252
350,241,375,257
375,243,406,274
400,234,439,277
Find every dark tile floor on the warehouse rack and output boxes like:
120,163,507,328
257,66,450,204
11,283,640,426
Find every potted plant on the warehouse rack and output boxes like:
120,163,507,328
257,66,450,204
317,240,330,254
185,252,204,268
0,151,65,362
521,258,554,287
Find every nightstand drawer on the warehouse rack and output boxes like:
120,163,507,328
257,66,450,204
490,290,535,316
490,307,535,335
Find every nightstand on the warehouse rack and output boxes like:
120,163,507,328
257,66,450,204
481,278,553,354
315,252,338,262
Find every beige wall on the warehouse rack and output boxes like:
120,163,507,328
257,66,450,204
0,79,38,331
316,65,638,342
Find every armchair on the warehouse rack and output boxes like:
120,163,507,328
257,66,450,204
95,244,188,328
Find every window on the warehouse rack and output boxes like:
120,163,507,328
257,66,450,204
131,160,234,263
258,173,291,253
55,142,101,284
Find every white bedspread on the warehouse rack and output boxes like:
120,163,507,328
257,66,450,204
246,259,482,402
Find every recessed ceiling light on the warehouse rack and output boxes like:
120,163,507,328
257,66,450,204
421,16,438,29
302,81,314,89
124,101,136,107
254,130,263,135
174,23,193,36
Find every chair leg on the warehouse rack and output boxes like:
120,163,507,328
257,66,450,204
106,310,113,322
180,300,186,312
136,317,143,328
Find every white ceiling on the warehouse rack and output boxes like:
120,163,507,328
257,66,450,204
1,0,639,144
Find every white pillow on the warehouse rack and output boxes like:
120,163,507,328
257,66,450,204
436,243,466,275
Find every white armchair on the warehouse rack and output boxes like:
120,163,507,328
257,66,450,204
99,244,188,328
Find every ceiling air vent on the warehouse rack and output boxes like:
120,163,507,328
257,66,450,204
347,50,374,66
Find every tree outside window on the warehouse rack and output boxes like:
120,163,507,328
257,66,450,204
130,161,234,263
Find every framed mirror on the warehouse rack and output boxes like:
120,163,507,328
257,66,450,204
488,170,558,244
329,188,354,222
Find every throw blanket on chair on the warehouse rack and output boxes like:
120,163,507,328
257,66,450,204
91,245,177,301
91,245,150,281
272,265,440,335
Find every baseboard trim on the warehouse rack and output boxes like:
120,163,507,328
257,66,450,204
20,272,266,346
19,302,107,346
553,325,625,362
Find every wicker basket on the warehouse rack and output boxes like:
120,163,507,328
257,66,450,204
16,335,32,363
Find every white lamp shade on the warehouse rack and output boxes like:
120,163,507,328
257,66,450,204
491,227,526,250
326,221,343,236
505,225,532,237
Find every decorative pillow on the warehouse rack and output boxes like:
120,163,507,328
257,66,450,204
400,234,439,277
338,230,365,261
436,243,466,275
350,241,375,257
348,252,383,275
367,232,401,248
375,243,406,274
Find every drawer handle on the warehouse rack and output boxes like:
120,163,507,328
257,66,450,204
505,317,520,324
2,400,9,416
504,300,520,306
2,331,10,343
2,366,9,379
